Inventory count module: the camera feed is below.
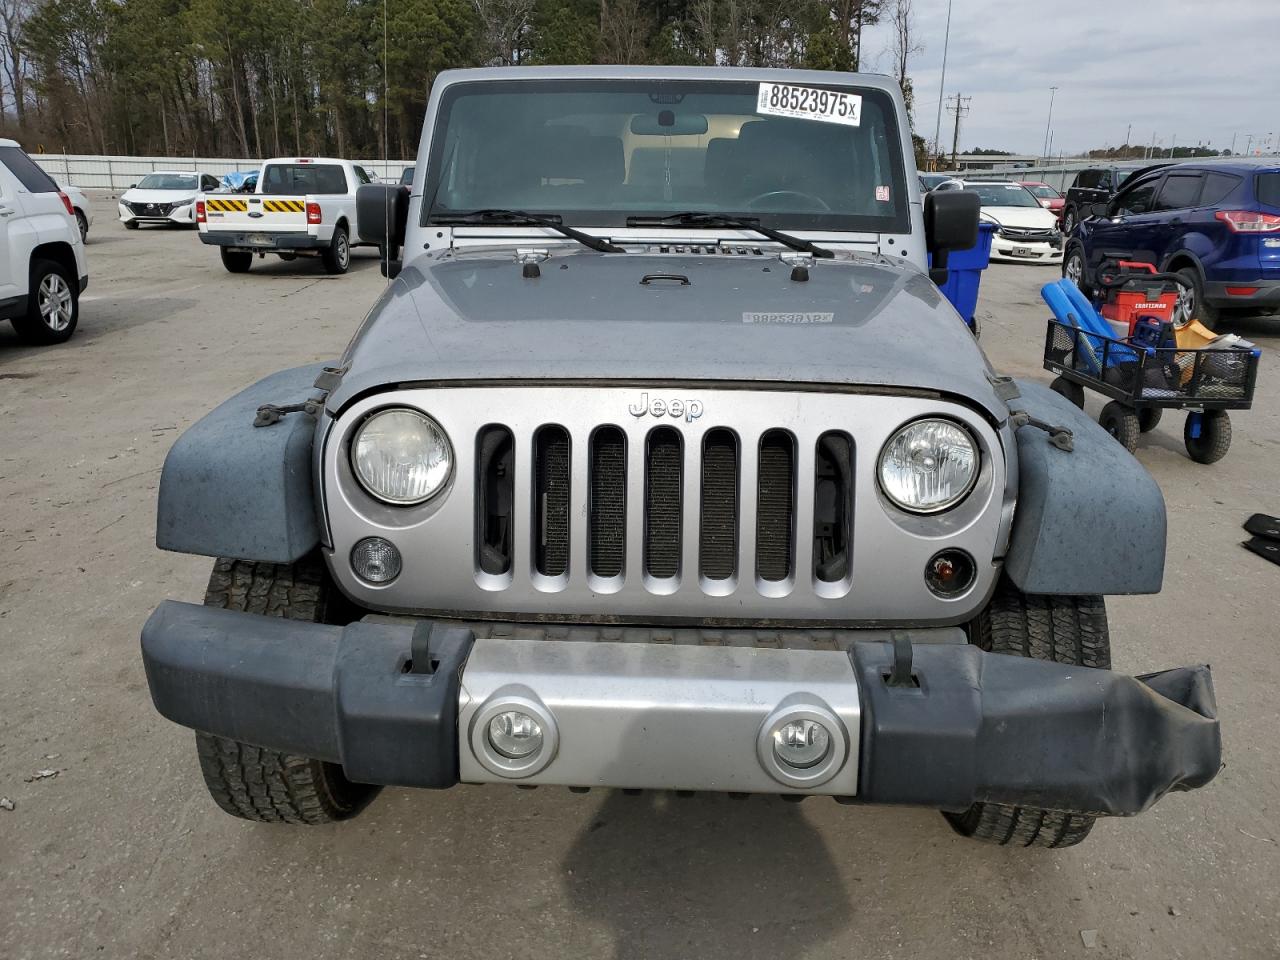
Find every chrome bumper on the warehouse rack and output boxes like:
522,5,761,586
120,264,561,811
459,638,862,794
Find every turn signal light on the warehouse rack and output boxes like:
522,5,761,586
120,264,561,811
1215,210,1280,233
306,202,322,224
195,200,206,223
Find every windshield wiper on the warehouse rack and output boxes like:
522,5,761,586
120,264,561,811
428,209,624,253
625,212,834,258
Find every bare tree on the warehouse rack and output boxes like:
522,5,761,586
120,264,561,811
886,0,922,119
0,0,29,125
472,0,536,66
599,0,650,65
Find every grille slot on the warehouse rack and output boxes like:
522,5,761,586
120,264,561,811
699,429,738,580
533,426,570,577
813,432,854,583
589,427,627,578
756,430,796,583
475,425,514,576
644,428,683,579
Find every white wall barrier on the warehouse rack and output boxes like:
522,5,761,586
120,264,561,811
30,154,414,191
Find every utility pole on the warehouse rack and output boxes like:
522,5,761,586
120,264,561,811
1170,132,1177,158
932,0,953,169
1041,87,1058,161
947,93,971,170
1229,132,1236,155
1125,123,1132,151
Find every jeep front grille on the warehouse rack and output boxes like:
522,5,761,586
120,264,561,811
324,387,1007,623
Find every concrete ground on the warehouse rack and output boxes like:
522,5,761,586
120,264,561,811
1,194,1277,960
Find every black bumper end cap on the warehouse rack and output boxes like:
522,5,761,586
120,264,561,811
141,600,472,789
852,642,1221,816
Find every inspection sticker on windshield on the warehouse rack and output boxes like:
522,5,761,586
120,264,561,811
757,83,861,127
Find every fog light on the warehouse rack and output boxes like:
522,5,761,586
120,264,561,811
351,537,402,584
470,688,559,779
757,698,848,789
773,719,831,770
924,548,976,598
488,711,543,759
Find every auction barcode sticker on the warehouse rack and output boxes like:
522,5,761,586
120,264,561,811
757,83,861,127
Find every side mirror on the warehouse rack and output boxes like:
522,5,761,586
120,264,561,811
1090,201,1110,219
923,190,980,286
357,183,410,278
128,183,136,189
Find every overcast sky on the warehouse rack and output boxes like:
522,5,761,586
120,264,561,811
859,0,1280,157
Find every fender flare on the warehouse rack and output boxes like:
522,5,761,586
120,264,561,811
1004,380,1166,596
156,364,329,563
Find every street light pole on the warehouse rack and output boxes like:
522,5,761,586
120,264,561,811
932,0,953,169
1041,87,1058,162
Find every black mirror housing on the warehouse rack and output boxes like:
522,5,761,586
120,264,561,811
924,189,981,253
357,183,410,251
923,189,980,286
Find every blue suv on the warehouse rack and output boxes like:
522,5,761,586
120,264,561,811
1063,160,1280,326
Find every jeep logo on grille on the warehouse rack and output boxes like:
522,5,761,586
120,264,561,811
628,391,704,422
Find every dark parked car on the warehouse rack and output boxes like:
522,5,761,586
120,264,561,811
1061,165,1165,234
1063,159,1280,326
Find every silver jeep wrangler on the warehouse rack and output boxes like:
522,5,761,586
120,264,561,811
142,67,1219,848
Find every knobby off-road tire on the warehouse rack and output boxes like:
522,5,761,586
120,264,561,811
943,578,1111,849
194,555,378,824
1099,400,1140,453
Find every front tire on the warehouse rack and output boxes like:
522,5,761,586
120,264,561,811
194,555,378,824
943,579,1110,848
1061,206,1077,235
220,248,253,273
322,225,350,274
11,258,78,345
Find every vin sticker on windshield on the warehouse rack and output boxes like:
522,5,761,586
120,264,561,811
757,83,861,127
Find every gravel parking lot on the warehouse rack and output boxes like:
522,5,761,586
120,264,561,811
2,192,1278,960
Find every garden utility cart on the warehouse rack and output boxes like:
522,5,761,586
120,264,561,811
1042,262,1260,462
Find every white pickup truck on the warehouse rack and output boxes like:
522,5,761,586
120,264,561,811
196,157,378,274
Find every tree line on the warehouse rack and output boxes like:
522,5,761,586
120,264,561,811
1,0,912,159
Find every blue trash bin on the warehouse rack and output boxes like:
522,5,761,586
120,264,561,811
929,222,996,330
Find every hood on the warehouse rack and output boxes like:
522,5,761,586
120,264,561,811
328,247,1007,419
980,206,1060,230
121,188,196,204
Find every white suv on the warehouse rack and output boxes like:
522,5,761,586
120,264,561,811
0,139,88,345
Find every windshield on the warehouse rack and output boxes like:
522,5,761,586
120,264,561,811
1023,184,1058,199
966,182,1041,208
137,174,197,191
422,79,909,232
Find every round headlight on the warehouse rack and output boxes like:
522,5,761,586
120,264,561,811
878,418,978,513
351,408,452,505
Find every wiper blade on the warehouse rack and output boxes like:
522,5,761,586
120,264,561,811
625,212,834,258
428,209,624,253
